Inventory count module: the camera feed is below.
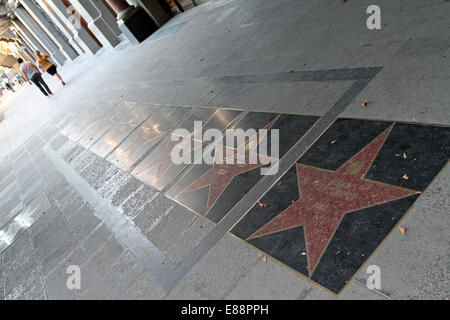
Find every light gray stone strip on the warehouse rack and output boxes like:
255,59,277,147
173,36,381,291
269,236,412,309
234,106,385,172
42,144,174,292
0,193,49,255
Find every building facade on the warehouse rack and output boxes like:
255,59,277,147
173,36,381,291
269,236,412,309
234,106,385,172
0,0,178,68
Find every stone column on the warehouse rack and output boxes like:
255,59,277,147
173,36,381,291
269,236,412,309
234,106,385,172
69,0,122,48
35,0,84,55
44,0,102,55
12,34,34,61
16,36,36,61
12,12,66,65
18,0,78,61
104,0,130,19
135,0,171,26
12,19,44,53
104,0,159,44
93,0,122,37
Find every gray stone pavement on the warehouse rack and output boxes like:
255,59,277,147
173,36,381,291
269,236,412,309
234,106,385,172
0,0,449,300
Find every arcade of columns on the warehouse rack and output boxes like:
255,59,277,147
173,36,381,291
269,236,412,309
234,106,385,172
1,0,174,68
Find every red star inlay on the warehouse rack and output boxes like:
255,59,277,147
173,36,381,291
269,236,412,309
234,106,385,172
177,116,279,213
249,125,419,275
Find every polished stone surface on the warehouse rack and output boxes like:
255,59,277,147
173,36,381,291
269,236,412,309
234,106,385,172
107,106,189,171
132,108,241,191
75,102,137,149
90,103,151,158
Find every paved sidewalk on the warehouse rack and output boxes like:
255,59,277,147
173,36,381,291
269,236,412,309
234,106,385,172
0,0,449,300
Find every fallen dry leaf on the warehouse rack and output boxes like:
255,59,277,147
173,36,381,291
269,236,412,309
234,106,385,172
402,174,409,180
399,226,407,235
199,58,204,62
419,107,427,114
257,200,268,208
361,100,369,108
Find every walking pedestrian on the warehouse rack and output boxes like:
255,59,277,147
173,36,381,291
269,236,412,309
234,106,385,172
35,51,65,86
17,58,53,97
5,83,15,93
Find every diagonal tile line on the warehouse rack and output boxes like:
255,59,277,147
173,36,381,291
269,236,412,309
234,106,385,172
42,144,175,293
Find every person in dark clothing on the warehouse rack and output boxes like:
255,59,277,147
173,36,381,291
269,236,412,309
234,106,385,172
5,83,15,92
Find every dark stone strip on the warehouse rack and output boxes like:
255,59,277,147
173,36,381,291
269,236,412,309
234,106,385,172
111,67,382,89
214,67,382,84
